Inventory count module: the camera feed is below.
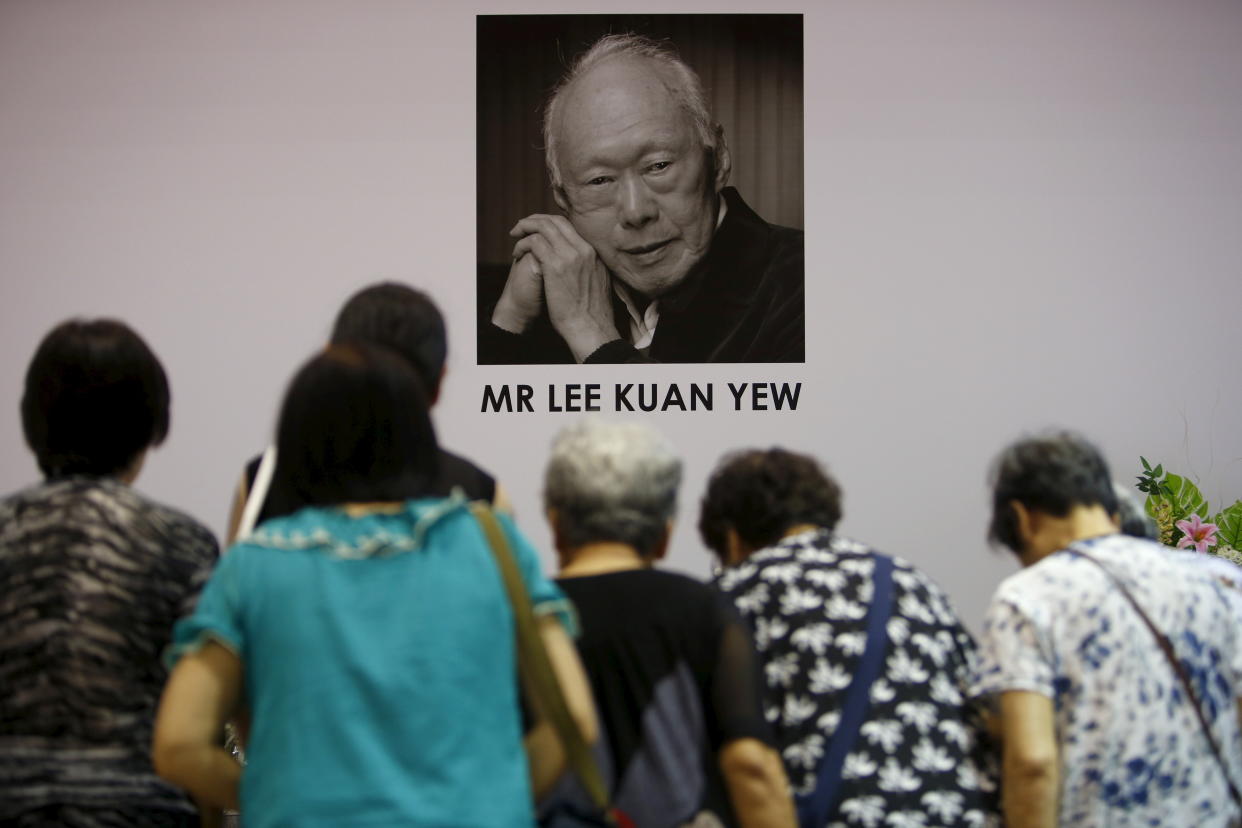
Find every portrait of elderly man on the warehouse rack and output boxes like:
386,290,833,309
477,18,804,364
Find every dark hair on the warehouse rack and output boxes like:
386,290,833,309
988,431,1118,553
21,318,170,478
698,448,843,558
1113,482,1157,540
330,282,447,401
268,343,439,511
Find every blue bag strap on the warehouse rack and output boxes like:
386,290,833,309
796,554,895,826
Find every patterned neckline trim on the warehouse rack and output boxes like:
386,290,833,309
246,492,469,560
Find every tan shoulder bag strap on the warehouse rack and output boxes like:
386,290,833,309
469,503,611,813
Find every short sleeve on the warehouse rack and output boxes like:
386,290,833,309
709,595,773,749
165,546,246,667
174,524,221,621
970,596,1055,701
497,512,578,637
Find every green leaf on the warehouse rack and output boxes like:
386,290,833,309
1153,464,1164,478
1141,456,1153,472
1214,501,1242,549
1144,472,1209,524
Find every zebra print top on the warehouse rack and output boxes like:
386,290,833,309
0,476,218,822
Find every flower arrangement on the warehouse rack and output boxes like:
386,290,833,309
1136,457,1242,567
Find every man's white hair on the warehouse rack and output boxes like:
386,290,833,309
542,33,717,192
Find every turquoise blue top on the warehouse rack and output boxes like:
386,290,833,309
170,496,574,828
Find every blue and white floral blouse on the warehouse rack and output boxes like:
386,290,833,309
972,534,1242,826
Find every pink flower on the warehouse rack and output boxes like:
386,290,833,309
1176,513,1219,553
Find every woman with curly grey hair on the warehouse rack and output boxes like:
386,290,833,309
544,420,795,827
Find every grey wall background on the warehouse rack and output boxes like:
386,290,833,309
2,0,1240,632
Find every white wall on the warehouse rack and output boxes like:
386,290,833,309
2,0,1240,632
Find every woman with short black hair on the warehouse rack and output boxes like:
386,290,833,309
21,317,171,478
261,339,441,518
154,343,594,826
1,318,218,827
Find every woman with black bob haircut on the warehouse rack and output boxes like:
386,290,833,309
154,343,595,827
2,319,218,826
267,341,439,513
22,318,170,478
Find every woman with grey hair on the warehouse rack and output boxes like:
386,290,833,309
974,432,1242,826
544,420,795,827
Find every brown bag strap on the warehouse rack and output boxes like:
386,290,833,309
1069,546,1242,808
469,503,611,812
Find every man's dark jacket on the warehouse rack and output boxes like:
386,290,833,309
477,188,804,364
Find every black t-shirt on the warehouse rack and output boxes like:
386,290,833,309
242,447,497,526
556,569,771,828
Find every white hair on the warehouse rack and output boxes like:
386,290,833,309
542,33,717,191
543,419,682,555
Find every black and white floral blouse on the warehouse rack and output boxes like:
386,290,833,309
715,529,999,827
